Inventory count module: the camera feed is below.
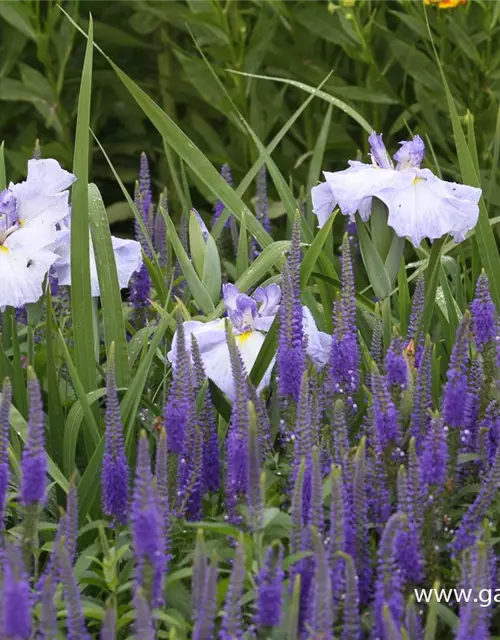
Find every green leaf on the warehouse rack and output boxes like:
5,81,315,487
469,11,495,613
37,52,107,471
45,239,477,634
306,104,333,226
355,215,392,300
202,232,222,303
45,289,65,470
88,183,130,386
189,210,206,277
425,13,500,309
71,17,96,393
160,207,215,315
57,330,101,461
397,258,410,337
236,213,248,280
249,317,278,388
423,580,440,640
63,387,108,478
0,141,6,190
229,71,373,135
300,212,336,289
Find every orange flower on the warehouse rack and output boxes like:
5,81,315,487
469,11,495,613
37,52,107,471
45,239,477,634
424,0,467,8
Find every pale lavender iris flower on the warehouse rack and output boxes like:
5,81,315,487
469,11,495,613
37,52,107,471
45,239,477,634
52,218,143,297
311,132,481,247
0,159,75,308
168,284,331,400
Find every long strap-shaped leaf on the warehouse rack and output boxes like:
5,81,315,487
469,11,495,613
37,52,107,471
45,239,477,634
71,18,96,393
88,183,130,386
424,11,500,308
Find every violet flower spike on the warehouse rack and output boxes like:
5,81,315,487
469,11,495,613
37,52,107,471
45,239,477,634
442,312,471,428
471,272,496,350
102,348,129,525
372,373,400,450
409,343,432,451
155,427,171,568
133,589,155,640
385,337,408,390
21,369,47,507
341,553,361,640
420,417,448,492
191,335,220,493
278,214,305,402
212,163,233,228
192,560,218,640
307,529,333,639
165,320,195,454
457,541,490,640
131,432,165,607
373,512,406,640
3,542,32,639
100,607,116,640
0,378,11,526
57,537,90,640
40,575,58,640
247,402,263,531
255,544,284,628
220,536,246,640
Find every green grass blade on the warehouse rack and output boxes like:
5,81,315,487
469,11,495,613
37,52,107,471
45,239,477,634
300,213,336,289
45,290,65,470
71,17,96,393
10,316,27,419
356,216,392,300
58,329,101,459
425,12,500,308
0,141,5,190
64,387,108,477
249,317,278,388
229,70,373,134
236,213,248,280
397,258,410,336
160,207,215,315
306,104,333,226
88,183,130,386
212,76,333,239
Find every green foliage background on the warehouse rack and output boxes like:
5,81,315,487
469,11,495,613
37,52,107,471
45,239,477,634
2,0,500,215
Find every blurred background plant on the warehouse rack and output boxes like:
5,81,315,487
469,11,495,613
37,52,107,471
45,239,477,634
2,0,500,220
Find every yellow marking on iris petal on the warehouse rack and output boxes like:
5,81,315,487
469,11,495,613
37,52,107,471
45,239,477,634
18,219,25,226
413,176,425,186
236,331,253,345
0,246,9,253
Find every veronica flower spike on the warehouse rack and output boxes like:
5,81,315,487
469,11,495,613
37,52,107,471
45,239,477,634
0,158,75,308
312,132,481,247
168,283,330,401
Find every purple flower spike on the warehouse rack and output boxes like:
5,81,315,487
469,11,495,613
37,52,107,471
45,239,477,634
457,541,490,640
0,378,12,526
154,189,168,266
133,589,155,640
278,215,305,402
329,234,360,398
193,560,218,640
130,263,151,311
341,553,361,640
307,529,333,639
396,466,423,583
255,544,283,628
385,337,408,389
40,575,58,639
409,344,432,451
131,432,165,607
165,321,195,454
405,596,423,640
251,166,270,258
407,275,425,365
57,538,90,640
191,335,220,493
372,373,400,450
442,313,471,428
420,417,448,491
373,512,406,640
471,272,496,350
21,369,47,507
3,542,32,639
155,427,171,569
221,537,246,640
213,163,233,228
102,349,129,524
100,607,116,640
225,324,251,520
247,402,263,531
